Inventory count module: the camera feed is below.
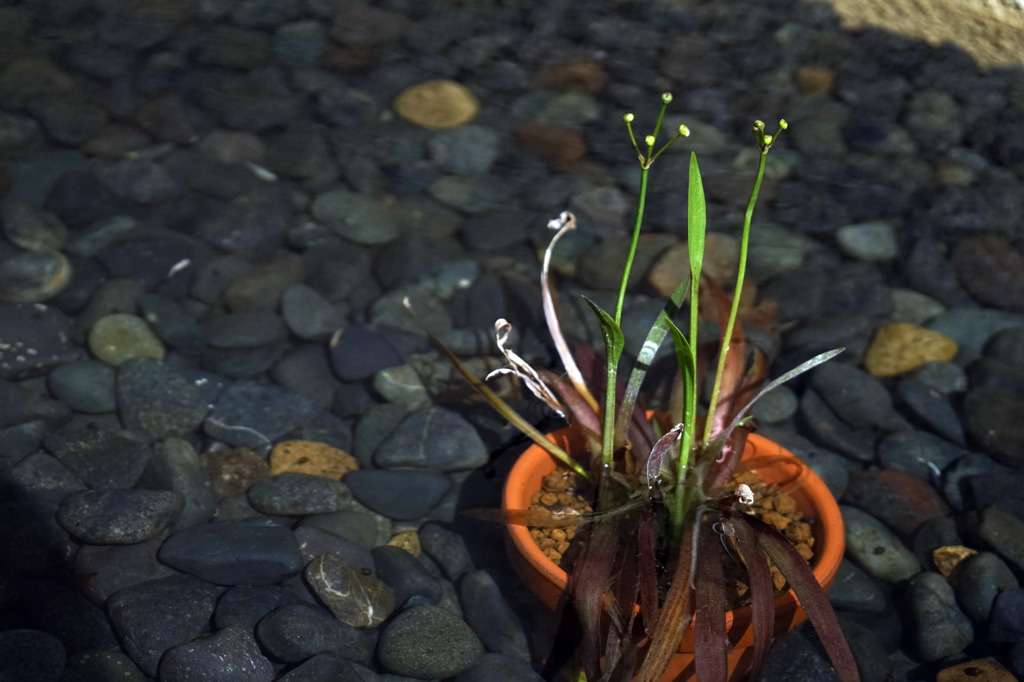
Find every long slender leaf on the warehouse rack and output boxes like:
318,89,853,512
582,297,625,376
583,296,625,468
636,525,695,682
636,505,661,635
570,521,620,681
694,520,729,682
729,516,774,679
687,151,706,307
754,519,860,682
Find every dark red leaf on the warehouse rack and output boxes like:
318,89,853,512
570,521,619,681
636,505,660,634
694,519,729,682
754,519,861,682
729,516,774,678
636,525,695,682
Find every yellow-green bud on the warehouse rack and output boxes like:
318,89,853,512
779,119,789,130
679,124,690,137
753,120,765,131
624,113,634,122
661,92,673,103
645,135,655,147
763,134,773,146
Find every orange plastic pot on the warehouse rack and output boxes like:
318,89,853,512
502,424,845,682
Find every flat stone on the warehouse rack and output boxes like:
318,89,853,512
453,653,545,682
305,553,395,627
371,545,443,607
62,650,146,682
374,407,488,472
214,585,302,632
88,313,165,366
459,570,530,661
938,658,1017,682
952,234,1024,312
269,439,359,479
158,624,275,682
420,522,474,581
138,438,218,530
73,537,177,606
827,559,888,614
378,604,484,678
276,654,382,682
974,506,1024,573
344,469,452,521
811,362,906,430
204,379,321,450
864,322,958,377
909,571,974,661
963,387,1024,467
15,580,120,653
106,575,220,677
247,472,352,515
842,469,948,539
0,249,72,304
841,505,921,582
57,489,183,544
199,446,270,498
46,360,116,414
0,302,84,380
158,519,303,585
836,221,899,261
953,552,1020,623
393,80,478,130
43,421,151,489
311,188,401,245
255,603,373,664
116,357,208,438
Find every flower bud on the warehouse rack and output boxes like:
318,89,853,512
624,113,634,122
779,118,789,130
661,92,673,104
679,124,691,137
645,135,655,147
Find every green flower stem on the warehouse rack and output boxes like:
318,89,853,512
701,133,772,446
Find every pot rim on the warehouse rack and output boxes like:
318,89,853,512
502,424,846,624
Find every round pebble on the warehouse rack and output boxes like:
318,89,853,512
0,249,71,303
87,313,165,366
57,489,184,544
393,80,479,130
269,439,358,479
864,322,958,377
377,604,484,678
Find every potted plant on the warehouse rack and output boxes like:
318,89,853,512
413,94,858,682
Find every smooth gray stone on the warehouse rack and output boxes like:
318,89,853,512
344,469,452,521
203,379,320,450
810,362,906,431
459,570,530,662
43,420,151,489
73,537,177,606
371,545,444,607
841,506,920,583
304,553,395,627
877,430,964,483
374,407,488,472
277,654,382,682
827,560,888,613
0,629,65,682
990,589,1024,643
158,518,303,585
453,653,544,682
419,523,474,581
138,437,217,530
158,625,274,682
256,604,373,664
62,649,146,682
47,360,116,414
214,585,303,632
247,472,352,516
953,552,1020,623
106,575,220,677
116,357,209,439
756,622,840,682
377,604,484,679
57,489,183,544
294,525,374,575
908,571,973,661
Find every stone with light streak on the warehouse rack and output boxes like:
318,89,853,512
305,553,394,627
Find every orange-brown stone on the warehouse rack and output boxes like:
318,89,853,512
269,440,359,480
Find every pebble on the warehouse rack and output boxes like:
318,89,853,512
973,506,1024,573
214,585,301,632
159,625,274,681
377,604,484,678
841,505,920,582
864,322,958,377
62,650,146,682
420,523,475,582
87,313,165,366
890,287,946,326
908,571,974,661
989,589,1024,643
247,472,352,515
393,80,479,130
305,553,395,627
269,439,358,479
199,446,270,498
374,407,489,472
952,552,1020,623
158,518,304,585
281,283,344,340
73,537,177,606
895,377,965,444
0,302,84,380
277,654,382,682
827,559,888,614
454,653,545,682
204,310,288,348
203,379,321,450
329,324,406,382
344,469,453,521
799,389,875,462
0,629,66,682
371,544,444,607
835,221,899,261
140,438,218,530
962,387,1024,467
116,357,208,438
301,509,393,550
255,603,373,664
937,658,1017,682
951,234,1024,312
43,421,151,489
428,125,501,176
842,469,948,539
106,574,221,677
459,570,530,661
876,429,963,482
810,362,906,431
0,248,72,303
56,489,183,544
311,188,401,245
1,200,68,252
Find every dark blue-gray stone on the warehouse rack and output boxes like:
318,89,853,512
0,302,85,380
757,622,840,682
158,518,303,585
214,585,303,632
374,407,488,472
42,420,151,489
953,552,1020,623
137,437,217,530
62,649,146,682
116,357,208,438
371,545,443,607
247,472,352,515
459,570,529,661
204,311,289,348
344,469,452,521
46,360,117,414
57,489,183,544
158,624,274,682
827,559,888,614
419,523,474,581
106,575,221,677
990,589,1024,643
895,377,965,445
329,323,404,381
0,377,70,429
294,525,374,575
137,293,206,352
810,362,905,431
255,604,373,664
203,379,320,449
377,604,484,679
877,429,964,483
453,653,544,682
799,389,875,462
17,579,119,653
277,654,382,682
73,537,177,606
909,571,973,660
299,510,391,551
0,629,65,682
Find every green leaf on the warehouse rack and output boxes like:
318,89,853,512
665,319,696,435
583,297,624,371
687,152,706,287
